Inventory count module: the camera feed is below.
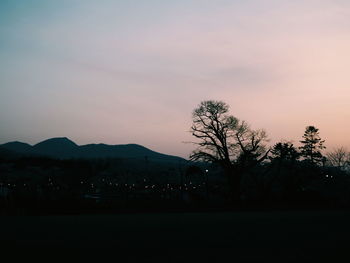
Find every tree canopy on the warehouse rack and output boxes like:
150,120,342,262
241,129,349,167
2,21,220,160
190,100,269,165
190,100,270,200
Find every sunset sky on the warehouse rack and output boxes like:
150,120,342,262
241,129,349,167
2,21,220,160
1,0,350,158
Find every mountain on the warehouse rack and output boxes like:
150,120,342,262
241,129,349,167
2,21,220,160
1,141,32,154
0,138,185,162
79,143,181,161
32,137,79,158
0,146,21,159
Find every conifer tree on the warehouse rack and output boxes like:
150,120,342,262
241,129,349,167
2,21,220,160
299,126,325,165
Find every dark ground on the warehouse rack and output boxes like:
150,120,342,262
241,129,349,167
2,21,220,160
1,211,349,262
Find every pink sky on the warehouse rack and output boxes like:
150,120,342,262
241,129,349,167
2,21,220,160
1,0,350,158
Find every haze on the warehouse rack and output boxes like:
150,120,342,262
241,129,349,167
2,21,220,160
1,0,350,158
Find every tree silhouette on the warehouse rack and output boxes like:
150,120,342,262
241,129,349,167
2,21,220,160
299,126,325,165
326,147,350,171
190,100,269,201
270,142,300,163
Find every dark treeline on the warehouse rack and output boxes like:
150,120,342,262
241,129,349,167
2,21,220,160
189,100,350,209
1,100,350,214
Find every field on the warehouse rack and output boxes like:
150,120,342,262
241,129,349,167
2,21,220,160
1,211,349,262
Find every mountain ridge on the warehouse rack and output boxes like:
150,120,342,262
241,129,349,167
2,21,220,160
0,137,186,162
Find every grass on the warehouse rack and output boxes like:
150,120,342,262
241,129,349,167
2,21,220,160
1,210,349,262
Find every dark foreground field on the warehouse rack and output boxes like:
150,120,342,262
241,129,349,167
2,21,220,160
1,211,349,262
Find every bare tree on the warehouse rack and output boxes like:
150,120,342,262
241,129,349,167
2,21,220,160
190,100,270,201
326,147,350,171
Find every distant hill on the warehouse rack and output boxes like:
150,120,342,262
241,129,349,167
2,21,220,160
0,146,21,159
32,137,79,159
0,137,186,162
1,141,32,153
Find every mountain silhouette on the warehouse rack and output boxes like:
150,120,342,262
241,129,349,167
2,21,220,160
0,137,185,162
1,141,32,153
32,137,79,158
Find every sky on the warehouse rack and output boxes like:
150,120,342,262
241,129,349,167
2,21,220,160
1,0,350,158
